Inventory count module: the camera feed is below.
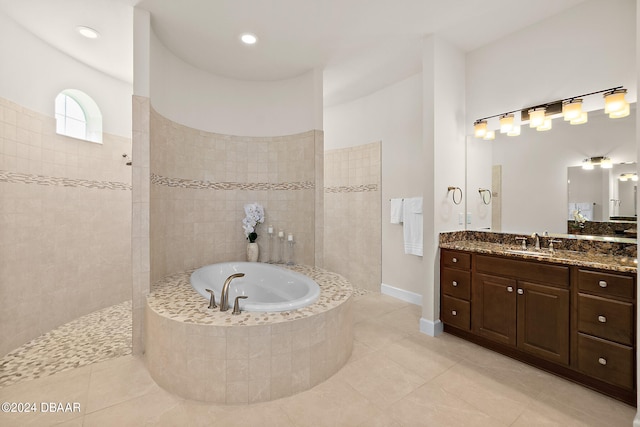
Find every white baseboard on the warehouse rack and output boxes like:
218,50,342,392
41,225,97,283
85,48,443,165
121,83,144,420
419,317,443,337
380,283,422,306
633,412,640,427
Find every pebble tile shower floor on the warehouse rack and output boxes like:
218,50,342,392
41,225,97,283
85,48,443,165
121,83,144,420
0,301,132,388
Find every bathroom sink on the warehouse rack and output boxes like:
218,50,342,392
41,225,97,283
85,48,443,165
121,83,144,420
504,249,553,258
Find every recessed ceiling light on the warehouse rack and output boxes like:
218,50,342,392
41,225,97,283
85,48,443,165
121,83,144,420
76,26,100,39
240,33,258,45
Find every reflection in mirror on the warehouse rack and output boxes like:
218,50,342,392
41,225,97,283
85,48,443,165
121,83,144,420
466,106,636,237
567,163,637,237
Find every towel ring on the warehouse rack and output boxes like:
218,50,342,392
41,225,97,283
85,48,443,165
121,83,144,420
478,188,492,205
447,186,463,205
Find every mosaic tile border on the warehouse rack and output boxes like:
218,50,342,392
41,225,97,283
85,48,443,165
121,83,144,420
324,183,379,193
0,170,132,191
151,173,314,191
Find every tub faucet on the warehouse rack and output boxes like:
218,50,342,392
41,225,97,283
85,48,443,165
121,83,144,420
220,273,245,312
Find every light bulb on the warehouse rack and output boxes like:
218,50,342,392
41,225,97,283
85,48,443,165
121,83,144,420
507,125,521,137
536,117,552,131
474,120,487,138
483,130,496,140
604,89,627,114
562,99,583,121
499,114,514,134
570,111,588,125
528,107,546,128
609,102,630,118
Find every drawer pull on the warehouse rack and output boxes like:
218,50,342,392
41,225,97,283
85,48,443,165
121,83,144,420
452,257,458,263
452,281,458,287
597,315,607,323
451,310,457,316
598,280,608,288
517,288,524,295
598,357,607,366
507,286,513,293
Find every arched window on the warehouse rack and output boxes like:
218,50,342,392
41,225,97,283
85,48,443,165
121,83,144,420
54,89,102,143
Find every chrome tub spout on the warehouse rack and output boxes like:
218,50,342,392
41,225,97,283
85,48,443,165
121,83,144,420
220,273,245,311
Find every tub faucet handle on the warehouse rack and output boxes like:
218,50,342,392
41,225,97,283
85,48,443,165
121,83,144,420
232,296,248,315
205,288,218,309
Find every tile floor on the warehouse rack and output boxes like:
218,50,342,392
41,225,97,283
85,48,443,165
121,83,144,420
0,292,637,426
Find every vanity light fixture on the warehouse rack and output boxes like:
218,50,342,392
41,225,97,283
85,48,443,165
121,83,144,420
536,117,552,131
483,130,496,140
582,156,612,170
507,125,521,136
473,85,628,139
528,107,547,128
499,114,514,133
562,99,583,121
619,173,638,182
604,89,628,115
474,120,487,138
570,111,588,125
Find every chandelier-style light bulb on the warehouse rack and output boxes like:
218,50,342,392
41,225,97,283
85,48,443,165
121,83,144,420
474,120,487,138
499,114,514,134
604,89,628,114
528,107,546,128
562,99,583,121
536,117,552,131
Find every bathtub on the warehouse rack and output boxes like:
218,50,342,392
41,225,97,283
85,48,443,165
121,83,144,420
190,262,321,312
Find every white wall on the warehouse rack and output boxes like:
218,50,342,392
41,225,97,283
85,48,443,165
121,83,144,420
324,74,425,296
150,30,322,137
0,12,132,138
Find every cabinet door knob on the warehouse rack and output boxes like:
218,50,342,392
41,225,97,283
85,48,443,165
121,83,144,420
507,286,513,292
452,281,458,287
517,288,524,295
452,257,458,263
598,280,608,288
598,357,607,366
598,315,607,323
451,310,457,316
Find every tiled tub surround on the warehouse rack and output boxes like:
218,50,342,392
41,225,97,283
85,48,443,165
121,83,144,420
150,108,323,283
324,142,381,292
440,230,637,272
0,97,132,357
145,264,353,404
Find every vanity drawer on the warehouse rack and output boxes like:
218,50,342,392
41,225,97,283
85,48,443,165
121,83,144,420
476,254,569,287
441,295,470,331
577,269,635,300
441,250,471,270
578,294,634,346
441,268,471,300
577,333,634,390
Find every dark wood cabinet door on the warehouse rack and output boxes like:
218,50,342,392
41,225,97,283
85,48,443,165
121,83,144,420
517,281,570,365
473,274,517,346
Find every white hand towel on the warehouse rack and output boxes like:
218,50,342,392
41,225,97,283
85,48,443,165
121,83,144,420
402,197,423,256
390,198,404,224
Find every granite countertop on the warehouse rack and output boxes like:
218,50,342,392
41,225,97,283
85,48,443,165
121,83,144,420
440,240,637,273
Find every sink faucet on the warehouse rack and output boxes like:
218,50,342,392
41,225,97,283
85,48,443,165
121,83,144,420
531,233,540,250
220,273,245,312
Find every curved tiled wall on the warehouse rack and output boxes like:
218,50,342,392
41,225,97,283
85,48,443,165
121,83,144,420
149,108,324,282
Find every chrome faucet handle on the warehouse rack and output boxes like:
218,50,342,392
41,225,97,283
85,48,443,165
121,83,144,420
548,239,561,254
232,296,248,315
205,288,218,309
515,237,527,249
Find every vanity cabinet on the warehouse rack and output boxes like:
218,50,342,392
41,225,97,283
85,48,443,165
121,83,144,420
440,249,636,405
473,254,570,365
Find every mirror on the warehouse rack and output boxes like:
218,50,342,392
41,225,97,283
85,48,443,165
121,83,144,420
466,106,636,238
